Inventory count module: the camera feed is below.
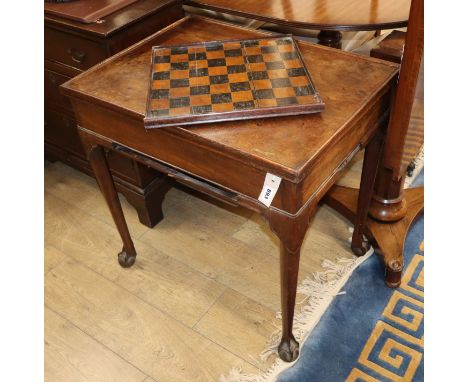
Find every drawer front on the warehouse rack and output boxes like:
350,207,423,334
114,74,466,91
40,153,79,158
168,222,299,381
45,27,107,70
45,108,148,186
45,108,85,156
45,69,73,111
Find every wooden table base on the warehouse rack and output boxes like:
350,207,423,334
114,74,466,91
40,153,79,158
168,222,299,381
324,185,423,287
80,124,384,362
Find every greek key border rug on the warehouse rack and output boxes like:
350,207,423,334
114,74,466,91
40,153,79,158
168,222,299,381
223,170,424,382
277,216,424,382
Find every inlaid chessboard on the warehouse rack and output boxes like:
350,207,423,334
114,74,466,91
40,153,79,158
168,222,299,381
144,35,324,128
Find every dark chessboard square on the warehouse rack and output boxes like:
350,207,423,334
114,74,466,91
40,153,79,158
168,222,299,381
190,85,210,96
242,40,259,47
170,78,189,88
248,71,269,81
189,52,207,61
287,67,307,77
225,49,242,57
170,97,190,108
153,71,170,80
271,78,291,88
206,43,223,51
233,100,255,110
151,109,169,117
171,47,188,55
266,61,285,70
253,89,275,100
210,75,229,84
281,52,299,60
191,105,212,114
261,45,278,54
211,93,232,104
245,54,264,63
227,64,247,74
189,68,209,77
208,58,227,67
276,38,292,45
151,89,169,99
276,97,298,106
171,62,189,70
230,81,251,92
153,55,170,64
294,85,314,96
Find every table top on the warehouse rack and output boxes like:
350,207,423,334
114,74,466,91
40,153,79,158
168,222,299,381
45,0,181,37
44,0,139,24
186,0,410,31
62,16,398,182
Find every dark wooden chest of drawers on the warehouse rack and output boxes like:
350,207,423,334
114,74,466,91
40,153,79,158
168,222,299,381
45,0,183,227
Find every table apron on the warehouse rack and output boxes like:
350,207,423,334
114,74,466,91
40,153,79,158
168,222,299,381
72,97,385,216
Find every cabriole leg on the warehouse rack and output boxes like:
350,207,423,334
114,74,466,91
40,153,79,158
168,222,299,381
267,209,313,362
88,145,137,268
278,244,301,362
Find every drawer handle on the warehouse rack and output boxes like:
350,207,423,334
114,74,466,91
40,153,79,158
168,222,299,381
67,48,86,64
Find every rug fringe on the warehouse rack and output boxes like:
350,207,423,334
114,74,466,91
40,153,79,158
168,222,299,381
220,248,373,382
404,145,424,188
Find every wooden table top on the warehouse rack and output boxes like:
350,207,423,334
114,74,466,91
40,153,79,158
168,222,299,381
45,0,181,37
186,0,410,31
62,16,398,181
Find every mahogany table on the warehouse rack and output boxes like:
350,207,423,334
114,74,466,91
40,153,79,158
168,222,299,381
62,16,398,362
185,0,410,48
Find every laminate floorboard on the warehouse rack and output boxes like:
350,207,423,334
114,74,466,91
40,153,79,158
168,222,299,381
44,160,359,381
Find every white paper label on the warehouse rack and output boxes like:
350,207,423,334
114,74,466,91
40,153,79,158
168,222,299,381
258,173,282,207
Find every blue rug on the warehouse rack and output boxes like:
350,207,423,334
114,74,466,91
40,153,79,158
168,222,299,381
277,216,424,381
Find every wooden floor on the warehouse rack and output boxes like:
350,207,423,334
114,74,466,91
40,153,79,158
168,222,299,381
45,160,360,382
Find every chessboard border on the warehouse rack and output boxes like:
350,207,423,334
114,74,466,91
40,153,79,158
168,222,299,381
144,34,325,129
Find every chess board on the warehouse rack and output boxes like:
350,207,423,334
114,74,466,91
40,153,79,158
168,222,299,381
144,35,324,128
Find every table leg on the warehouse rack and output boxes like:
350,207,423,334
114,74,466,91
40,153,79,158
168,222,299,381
88,145,137,268
317,30,342,49
278,244,301,362
351,130,384,255
266,209,314,362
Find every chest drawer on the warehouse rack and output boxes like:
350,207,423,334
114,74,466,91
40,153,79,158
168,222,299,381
45,27,107,70
45,108,85,157
45,69,73,111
